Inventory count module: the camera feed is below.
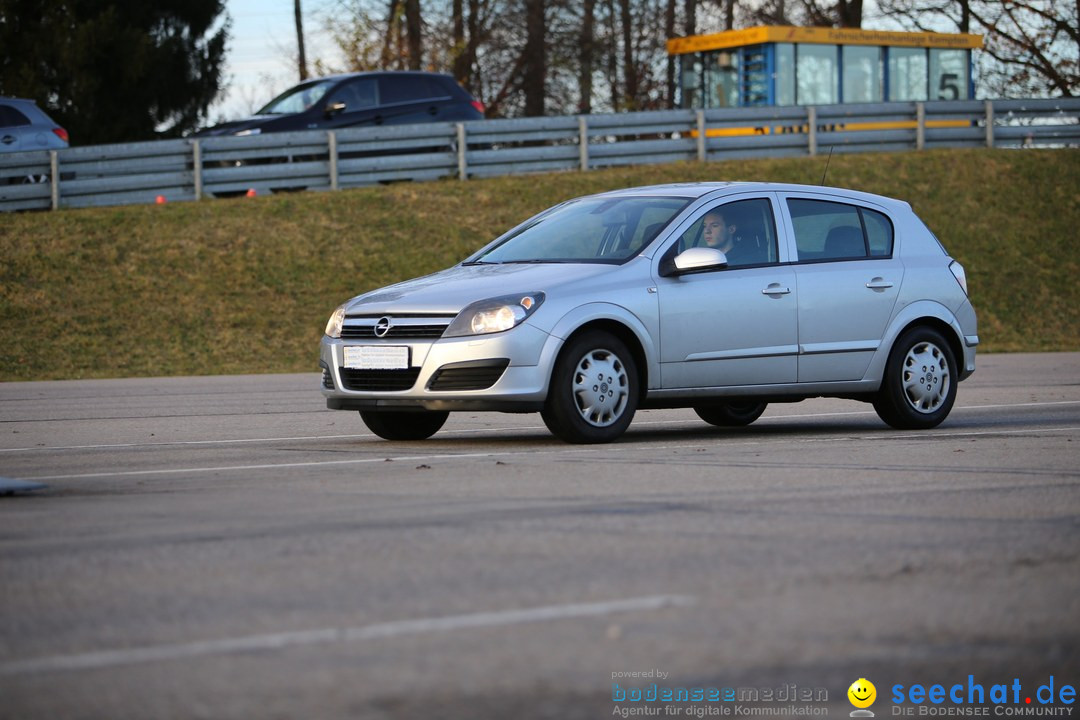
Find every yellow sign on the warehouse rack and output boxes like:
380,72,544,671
667,25,983,55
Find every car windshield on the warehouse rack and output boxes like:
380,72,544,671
256,79,338,115
471,196,691,264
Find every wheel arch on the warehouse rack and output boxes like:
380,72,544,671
559,319,650,403
869,301,967,391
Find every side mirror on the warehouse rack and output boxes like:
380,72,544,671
659,247,728,277
325,101,347,117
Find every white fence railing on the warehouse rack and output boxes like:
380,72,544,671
2,98,1077,212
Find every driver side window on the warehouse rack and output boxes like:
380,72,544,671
676,197,779,267
326,79,378,113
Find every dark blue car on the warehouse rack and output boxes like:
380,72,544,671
197,71,484,137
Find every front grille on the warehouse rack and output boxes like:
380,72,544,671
339,368,421,392
341,315,455,340
428,359,510,391
340,324,448,340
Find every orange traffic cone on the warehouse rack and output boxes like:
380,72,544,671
245,188,257,197
155,195,166,204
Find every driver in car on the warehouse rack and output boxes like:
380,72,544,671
699,208,750,265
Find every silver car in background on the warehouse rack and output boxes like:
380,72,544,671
0,97,69,153
321,182,977,443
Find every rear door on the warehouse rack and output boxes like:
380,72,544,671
376,75,453,125
778,193,905,382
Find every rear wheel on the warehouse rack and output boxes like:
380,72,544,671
541,331,639,444
694,401,768,427
359,410,449,440
873,326,957,429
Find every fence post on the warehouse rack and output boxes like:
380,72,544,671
192,140,203,200
328,131,339,191
579,116,589,171
985,101,995,148
916,102,926,150
807,107,817,156
457,123,467,181
49,151,59,210
696,110,706,162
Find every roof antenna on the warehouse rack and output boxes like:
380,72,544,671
820,146,835,186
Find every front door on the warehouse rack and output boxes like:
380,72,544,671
656,195,799,389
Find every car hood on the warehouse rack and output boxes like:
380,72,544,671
344,262,617,315
192,115,277,137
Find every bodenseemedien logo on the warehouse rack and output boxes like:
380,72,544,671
849,678,877,717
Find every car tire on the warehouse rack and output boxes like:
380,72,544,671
873,326,958,430
541,331,639,444
694,401,768,427
359,410,449,440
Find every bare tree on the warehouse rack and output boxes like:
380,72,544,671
295,0,309,80
404,0,422,69
522,0,547,114
878,0,1078,96
665,0,677,107
580,0,597,113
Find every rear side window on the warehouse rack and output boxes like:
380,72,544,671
861,208,894,256
0,105,31,128
787,198,894,261
378,76,445,105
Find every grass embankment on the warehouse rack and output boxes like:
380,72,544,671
1,148,1077,381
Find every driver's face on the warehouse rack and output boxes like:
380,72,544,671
703,214,732,249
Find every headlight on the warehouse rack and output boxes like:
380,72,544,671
325,305,346,338
235,127,262,137
443,292,545,338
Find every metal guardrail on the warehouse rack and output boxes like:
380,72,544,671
1,98,1077,212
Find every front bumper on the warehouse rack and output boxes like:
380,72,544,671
320,323,554,412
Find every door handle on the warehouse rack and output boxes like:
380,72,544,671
1,135,14,145
428,106,438,116
373,115,383,125
762,284,791,296
865,277,894,289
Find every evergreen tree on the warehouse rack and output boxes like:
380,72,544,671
0,0,229,144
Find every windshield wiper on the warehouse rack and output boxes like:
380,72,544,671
498,259,577,264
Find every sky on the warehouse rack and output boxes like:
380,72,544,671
211,0,915,123
212,0,340,122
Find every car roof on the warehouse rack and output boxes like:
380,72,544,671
592,182,909,210
302,70,453,83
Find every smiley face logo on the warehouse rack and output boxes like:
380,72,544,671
848,678,877,709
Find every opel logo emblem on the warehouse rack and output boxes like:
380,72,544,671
374,316,393,338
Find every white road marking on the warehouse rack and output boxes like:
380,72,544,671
0,594,695,676
2,400,1078,454
18,426,1080,482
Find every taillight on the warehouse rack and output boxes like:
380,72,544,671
470,100,485,115
52,127,69,143
949,260,969,296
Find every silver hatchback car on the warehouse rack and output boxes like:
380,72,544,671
321,183,977,443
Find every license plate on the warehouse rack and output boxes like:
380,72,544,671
343,346,410,370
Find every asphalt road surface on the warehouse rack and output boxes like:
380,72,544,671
1,353,1078,720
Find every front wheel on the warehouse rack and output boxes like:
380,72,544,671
360,410,449,440
541,331,639,444
873,327,958,429
694,401,768,427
